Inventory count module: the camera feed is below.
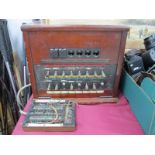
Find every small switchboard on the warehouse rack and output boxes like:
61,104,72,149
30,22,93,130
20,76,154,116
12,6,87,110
22,99,76,131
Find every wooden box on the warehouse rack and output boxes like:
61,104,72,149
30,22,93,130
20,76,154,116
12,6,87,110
22,24,129,104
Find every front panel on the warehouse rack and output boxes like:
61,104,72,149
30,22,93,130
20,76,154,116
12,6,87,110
34,64,116,98
29,31,121,64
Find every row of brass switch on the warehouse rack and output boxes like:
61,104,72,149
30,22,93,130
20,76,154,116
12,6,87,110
47,81,105,91
45,70,106,78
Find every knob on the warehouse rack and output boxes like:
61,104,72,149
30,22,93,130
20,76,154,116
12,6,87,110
101,82,104,86
62,82,66,90
62,82,66,86
78,83,81,87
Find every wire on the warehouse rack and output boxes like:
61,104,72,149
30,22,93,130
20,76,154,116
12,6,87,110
16,83,31,115
0,77,17,123
49,104,59,123
0,78,13,101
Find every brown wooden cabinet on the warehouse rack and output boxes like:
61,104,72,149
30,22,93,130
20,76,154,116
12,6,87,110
22,24,129,104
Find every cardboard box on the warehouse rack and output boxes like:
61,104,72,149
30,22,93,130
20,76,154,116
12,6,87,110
121,70,155,134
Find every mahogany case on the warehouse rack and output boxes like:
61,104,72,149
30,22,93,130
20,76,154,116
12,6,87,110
21,24,129,104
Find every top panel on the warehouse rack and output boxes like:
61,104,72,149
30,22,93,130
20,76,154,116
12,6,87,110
21,24,129,32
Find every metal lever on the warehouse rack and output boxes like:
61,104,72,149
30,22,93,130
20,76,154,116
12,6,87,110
54,70,58,77
62,71,65,76
94,71,98,77
78,70,81,76
55,83,58,90
93,83,96,90
101,70,106,77
70,83,74,90
69,70,73,77
46,70,50,77
85,83,89,90
86,70,89,76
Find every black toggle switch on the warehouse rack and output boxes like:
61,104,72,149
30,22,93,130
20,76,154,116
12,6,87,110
93,50,99,57
76,50,83,56
85,50,91,56
68,50,74,56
